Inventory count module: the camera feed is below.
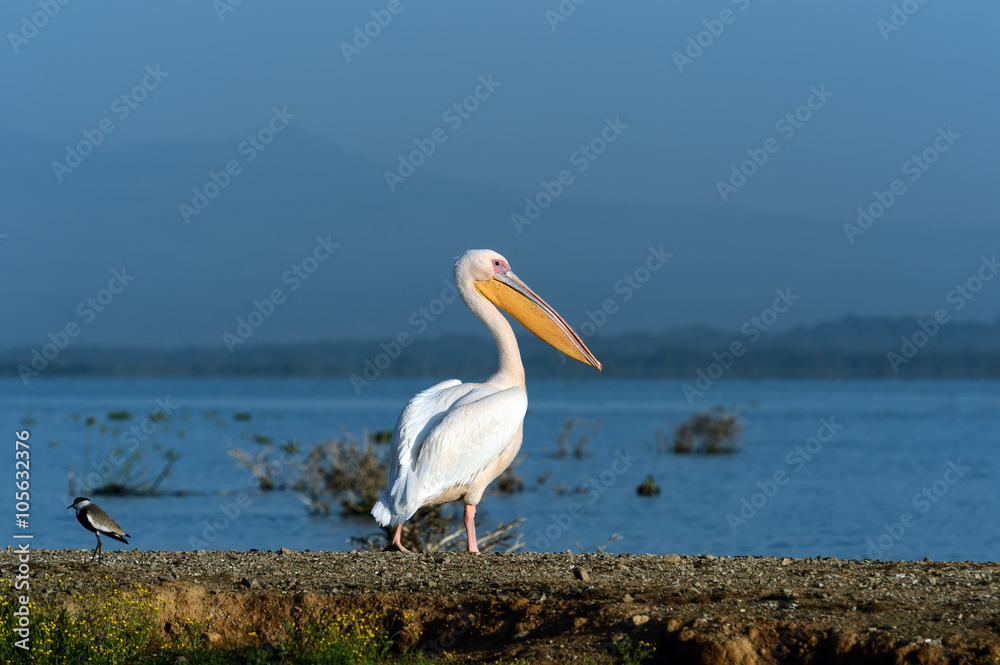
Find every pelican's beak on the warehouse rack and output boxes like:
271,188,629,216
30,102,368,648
475,271,602,370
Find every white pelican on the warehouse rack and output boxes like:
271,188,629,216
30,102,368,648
371,249,602,552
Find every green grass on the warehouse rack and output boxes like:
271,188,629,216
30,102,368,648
0,579,163,664
0,582,436,664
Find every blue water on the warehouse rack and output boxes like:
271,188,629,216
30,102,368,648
2,377,996,561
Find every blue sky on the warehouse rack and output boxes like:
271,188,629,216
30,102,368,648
1,1,998,347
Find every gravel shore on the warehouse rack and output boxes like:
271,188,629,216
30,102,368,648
5,549,998,663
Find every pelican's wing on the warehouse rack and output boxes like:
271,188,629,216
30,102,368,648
371,381,527,526
412,384,527,505
372,379,476,526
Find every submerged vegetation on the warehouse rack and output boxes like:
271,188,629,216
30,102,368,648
58,399,745,554
230,430,525,553
636,476,661,496
667,407,743,455
553,418,601,458
66,408,181,497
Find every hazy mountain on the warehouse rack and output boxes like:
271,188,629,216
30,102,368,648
3,130,998,355
4,316,999,383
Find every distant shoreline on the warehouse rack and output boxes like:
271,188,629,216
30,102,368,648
5,314,1000,381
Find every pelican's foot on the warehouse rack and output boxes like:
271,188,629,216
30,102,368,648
382,542,411,553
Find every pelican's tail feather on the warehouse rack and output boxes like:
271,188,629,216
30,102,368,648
371,499,394,527
371,485,420,528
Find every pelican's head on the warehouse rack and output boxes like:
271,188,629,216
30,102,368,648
456,249,601,370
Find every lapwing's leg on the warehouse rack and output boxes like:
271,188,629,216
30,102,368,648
463,504,480,553
92,533,102,563
382,524,410,553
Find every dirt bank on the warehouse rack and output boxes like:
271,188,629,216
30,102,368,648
5,549,999,663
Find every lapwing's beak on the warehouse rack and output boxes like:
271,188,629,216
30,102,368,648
475,271,601,369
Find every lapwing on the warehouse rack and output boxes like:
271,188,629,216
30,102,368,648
67,497,130,563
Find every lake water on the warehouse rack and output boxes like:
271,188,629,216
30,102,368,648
3,377,997,561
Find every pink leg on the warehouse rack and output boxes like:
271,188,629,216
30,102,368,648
383,523,410,553
464,504,480,553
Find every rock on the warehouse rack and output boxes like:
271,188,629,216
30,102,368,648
241,577,259,589
663,554,682,564
207,632,223,646
631,614,650,626
700,636,757,664
623,594,634,603
781,558,793,566
279,548,292,555
157,575,173,582
573,566,591,583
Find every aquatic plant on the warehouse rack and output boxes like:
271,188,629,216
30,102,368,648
69,411,181,497
636,476,661,496
672,407,742,455
230,430,525,553
553,419,601,458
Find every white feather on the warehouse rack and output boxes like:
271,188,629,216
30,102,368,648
372,379,527,526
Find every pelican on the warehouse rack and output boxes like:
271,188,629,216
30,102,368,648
372,249,601,552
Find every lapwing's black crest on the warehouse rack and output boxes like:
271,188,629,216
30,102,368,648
68,497,130,563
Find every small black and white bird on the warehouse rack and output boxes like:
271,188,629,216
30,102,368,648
67,497,130,562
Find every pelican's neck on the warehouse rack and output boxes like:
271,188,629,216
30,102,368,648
458,278,525,390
